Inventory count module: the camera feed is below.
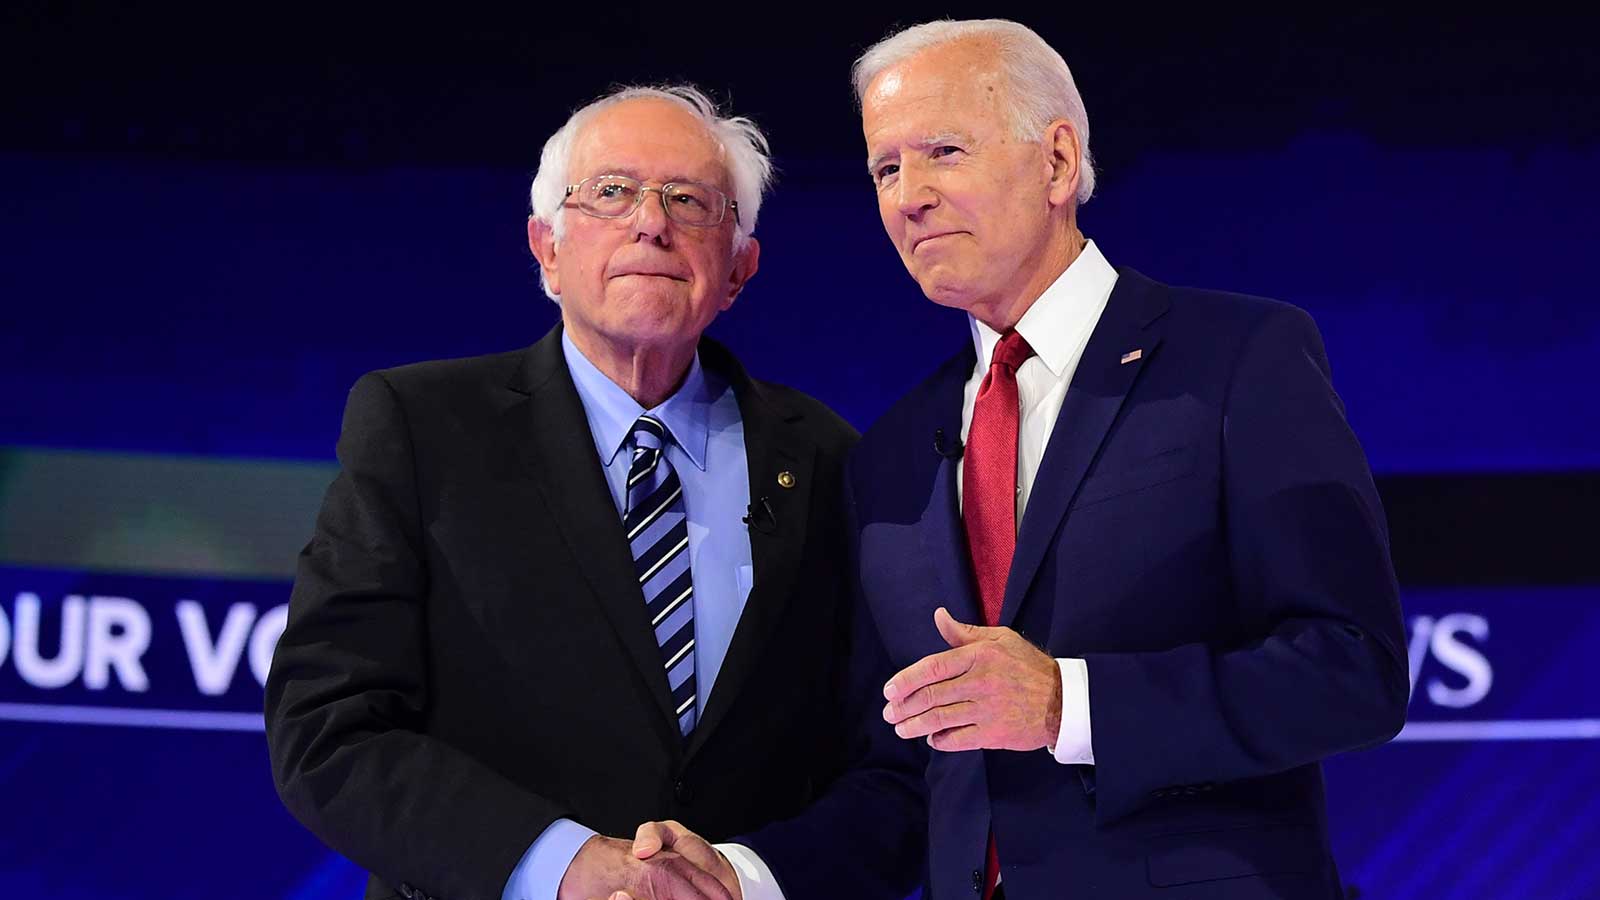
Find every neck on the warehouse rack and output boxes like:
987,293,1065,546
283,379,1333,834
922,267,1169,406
565,325,695,410
972,223,1086,333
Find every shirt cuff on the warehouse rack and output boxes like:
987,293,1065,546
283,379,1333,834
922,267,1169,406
1049,657,1094,765
502,818,599,900
716,842,788,900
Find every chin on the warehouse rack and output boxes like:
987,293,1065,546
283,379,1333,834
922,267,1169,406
598,322,694,353
604,288,688,320
914,274,977,311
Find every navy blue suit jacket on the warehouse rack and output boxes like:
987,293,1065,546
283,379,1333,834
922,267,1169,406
744,268,1409,899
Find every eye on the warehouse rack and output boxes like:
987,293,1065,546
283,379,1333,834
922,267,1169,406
931,145,962,159
595,182,636,200
875,163,900,182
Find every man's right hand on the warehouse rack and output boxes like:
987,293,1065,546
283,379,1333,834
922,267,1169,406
631,821,740,900
559,835,734,900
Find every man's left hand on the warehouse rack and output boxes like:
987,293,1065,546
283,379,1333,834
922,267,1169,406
883,607,1062,752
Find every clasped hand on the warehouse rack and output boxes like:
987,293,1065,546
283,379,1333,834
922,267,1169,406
571,609,1059,899
563,822,739,900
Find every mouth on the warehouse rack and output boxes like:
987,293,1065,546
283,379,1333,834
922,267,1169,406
911,231,966,252
609,270,690,282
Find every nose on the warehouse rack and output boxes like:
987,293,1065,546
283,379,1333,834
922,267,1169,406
630,187,672,246
893,163,939,220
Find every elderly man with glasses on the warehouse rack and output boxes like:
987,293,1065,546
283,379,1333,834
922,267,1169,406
265,86,912,900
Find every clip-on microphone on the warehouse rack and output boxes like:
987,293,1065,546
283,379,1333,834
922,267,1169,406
933,428,965,460
742,497,779,534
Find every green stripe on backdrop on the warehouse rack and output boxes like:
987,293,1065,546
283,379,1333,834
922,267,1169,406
0,446,336,580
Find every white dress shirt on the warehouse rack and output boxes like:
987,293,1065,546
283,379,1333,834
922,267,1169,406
720,241,1119,900
959,239,1116,767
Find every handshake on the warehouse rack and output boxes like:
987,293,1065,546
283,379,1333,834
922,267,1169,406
557,607,1066,900
560,820,743,900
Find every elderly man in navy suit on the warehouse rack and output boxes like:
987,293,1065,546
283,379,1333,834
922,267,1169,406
630,18,1408,900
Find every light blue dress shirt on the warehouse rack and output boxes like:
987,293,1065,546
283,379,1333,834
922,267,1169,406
501,332,753,900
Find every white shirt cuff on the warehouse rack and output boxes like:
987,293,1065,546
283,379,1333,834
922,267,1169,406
716,842,787,900
1050,657,1094,765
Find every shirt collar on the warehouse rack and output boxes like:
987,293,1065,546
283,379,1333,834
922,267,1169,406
561,331,712,472
969,239,1119,378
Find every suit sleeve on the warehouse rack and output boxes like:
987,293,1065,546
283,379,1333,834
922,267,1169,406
1082,305,1410,824
265,372,570,900
735,466,928,900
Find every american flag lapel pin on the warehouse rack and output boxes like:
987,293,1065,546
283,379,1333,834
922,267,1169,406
1120,348,1143,365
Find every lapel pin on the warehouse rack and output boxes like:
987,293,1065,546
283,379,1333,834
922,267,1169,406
777,471,796,489
1120,349,1143,365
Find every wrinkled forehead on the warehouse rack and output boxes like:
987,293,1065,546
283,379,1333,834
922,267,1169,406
568,98,731,189
861,43,1011,146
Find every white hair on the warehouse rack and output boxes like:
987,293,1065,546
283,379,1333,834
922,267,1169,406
852,19,1096,205
528,85,773,301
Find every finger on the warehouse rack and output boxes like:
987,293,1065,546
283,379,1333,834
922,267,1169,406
927,723,985,753
650,854,735,900
934,606,1000,649
661,826,718,869
892,699,980,739
884,645,974,702
884,675,972,724
633,820,670,858
636,820,697,860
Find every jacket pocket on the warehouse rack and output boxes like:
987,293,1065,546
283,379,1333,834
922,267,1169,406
1073,446,1196,509
1146,822,1325,887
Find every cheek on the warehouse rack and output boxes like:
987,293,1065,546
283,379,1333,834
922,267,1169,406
974,189,1037,251
560,235,609,286
683,251,731,305
576,253,605,286
876,195,903,238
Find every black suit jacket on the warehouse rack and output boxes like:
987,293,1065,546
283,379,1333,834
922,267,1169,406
265,325,869,900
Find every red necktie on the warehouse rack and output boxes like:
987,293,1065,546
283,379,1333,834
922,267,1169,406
961,329,1034,900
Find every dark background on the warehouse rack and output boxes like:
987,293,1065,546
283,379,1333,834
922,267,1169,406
1,4,1597,898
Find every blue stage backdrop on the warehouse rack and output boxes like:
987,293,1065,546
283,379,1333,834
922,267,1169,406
2,15,1598,895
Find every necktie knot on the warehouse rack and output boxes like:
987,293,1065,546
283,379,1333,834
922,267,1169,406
631,414,668,453
991,330,1035,373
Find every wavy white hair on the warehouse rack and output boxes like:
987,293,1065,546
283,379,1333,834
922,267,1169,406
528,85,773,301
852,19,1096,205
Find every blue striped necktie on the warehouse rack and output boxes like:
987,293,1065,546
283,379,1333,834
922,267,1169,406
622,414,697,737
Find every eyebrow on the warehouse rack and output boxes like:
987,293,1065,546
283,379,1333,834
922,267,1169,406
576,166,714,187
865,132,975,175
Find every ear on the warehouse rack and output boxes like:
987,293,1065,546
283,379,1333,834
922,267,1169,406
1044,119,1082,209
528,215,561,296
722,235,761,310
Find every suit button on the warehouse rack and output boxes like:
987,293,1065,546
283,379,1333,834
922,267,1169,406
972,868,983,892
674,780,694,804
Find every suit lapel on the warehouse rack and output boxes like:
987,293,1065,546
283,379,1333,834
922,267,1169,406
1000,269,1171,626
686,340,814,758
919,348,985,627
507,326,680,739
